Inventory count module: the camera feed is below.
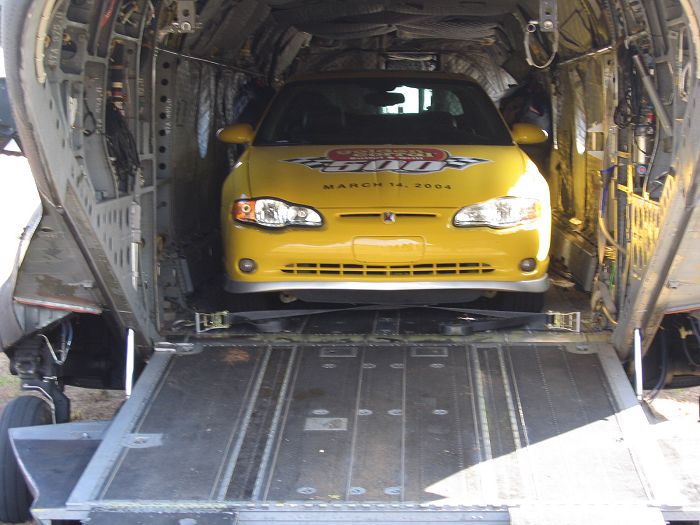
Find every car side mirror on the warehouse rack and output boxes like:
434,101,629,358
511,123,548,145
217,123,254,144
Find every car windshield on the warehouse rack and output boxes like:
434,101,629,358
254,77,514,146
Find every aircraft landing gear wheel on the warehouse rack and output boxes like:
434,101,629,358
0,395,52,523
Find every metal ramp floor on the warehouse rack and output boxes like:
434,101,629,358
12,336,697,524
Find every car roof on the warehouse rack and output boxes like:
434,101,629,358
285,70,482,86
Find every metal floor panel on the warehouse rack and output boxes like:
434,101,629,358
61,341,679,524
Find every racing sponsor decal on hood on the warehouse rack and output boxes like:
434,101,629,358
284,148,490,174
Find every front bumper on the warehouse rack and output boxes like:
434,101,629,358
225,274,550,294
222,208,551,292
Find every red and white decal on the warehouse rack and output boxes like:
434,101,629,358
284,148,489,174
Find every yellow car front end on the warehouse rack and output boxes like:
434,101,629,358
223,212,549,293
219,72,550,299
221,149,550,295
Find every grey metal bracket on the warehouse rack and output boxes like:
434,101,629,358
538,0,558,32
162,0,200,34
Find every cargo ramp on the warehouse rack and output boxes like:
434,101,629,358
10,308,700,525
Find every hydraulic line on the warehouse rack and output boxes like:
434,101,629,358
684,317,700,367
631,54,673,136
599,171,627,254
39,319,73,366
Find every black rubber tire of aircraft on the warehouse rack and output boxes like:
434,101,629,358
0,395,52,523
497,292,546,313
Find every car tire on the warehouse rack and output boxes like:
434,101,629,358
497,292,545,313
0,395,52,523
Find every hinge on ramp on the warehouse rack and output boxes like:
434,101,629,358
509,505,665,525
191,308,582,334
87,510,237,525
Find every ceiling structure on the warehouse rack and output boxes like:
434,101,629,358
163,0,610,93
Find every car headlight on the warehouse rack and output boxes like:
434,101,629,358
453,197,541,228
233,198,323,228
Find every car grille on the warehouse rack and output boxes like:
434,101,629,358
281,262,495,277
338,213,438,219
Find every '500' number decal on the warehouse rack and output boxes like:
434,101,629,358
284,148,489,174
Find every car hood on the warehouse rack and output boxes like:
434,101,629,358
246,145,530,209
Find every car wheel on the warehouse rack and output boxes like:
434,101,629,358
497,292,545,313
0,395,52,523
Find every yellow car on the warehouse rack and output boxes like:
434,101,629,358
219,71,550,309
